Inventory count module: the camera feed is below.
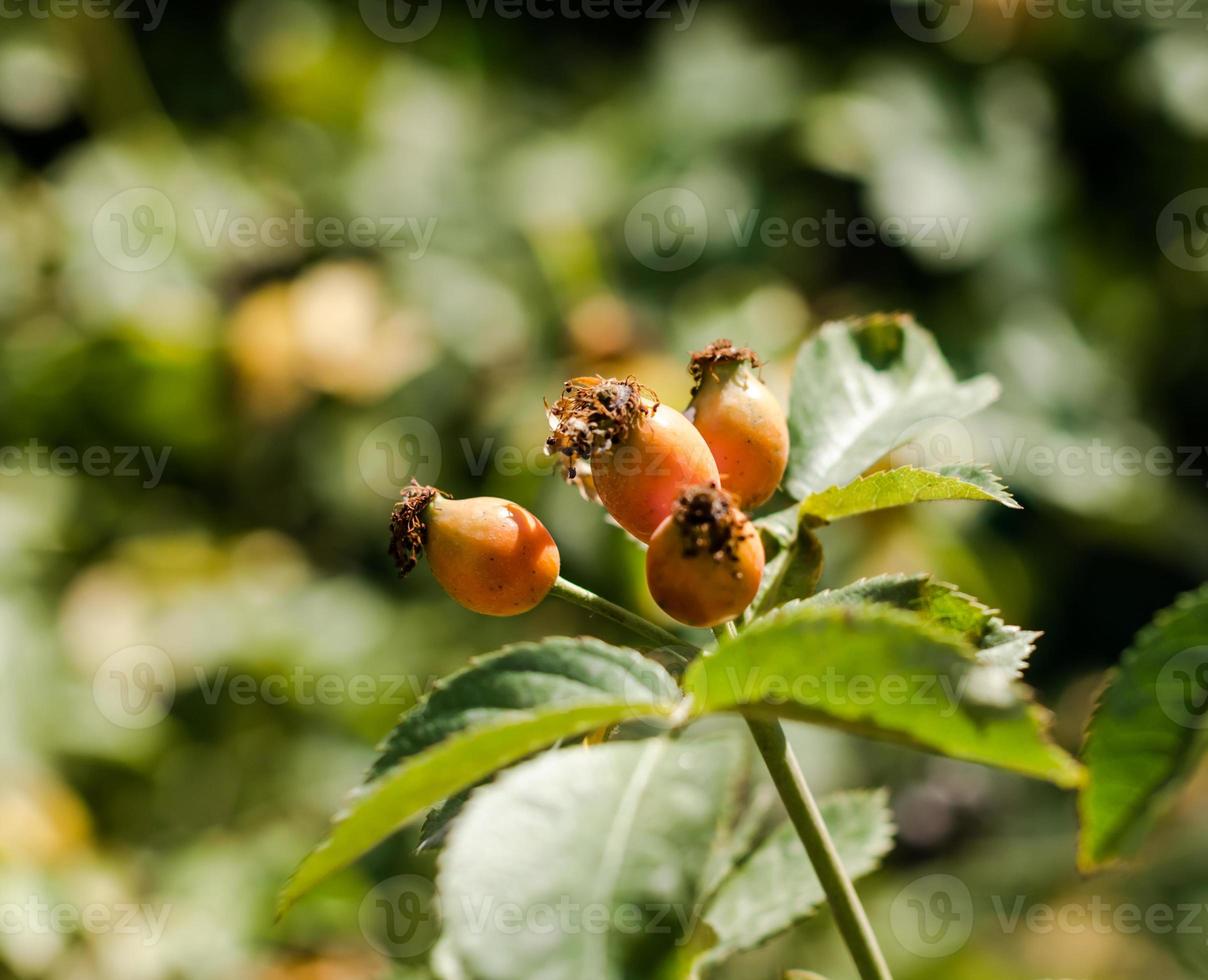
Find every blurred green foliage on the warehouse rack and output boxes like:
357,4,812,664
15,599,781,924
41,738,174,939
1,2,1207,978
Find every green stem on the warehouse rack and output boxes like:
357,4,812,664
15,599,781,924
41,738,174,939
718,625,892,980
550,577,892,980
550,577,687,656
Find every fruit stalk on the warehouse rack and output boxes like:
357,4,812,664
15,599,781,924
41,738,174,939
549,578,893,980
549,577,685,652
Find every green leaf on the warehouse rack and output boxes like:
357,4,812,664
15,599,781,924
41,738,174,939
281,702,679,915
751,464,1015,622
417,790,472,852
374,636,682,851
785,314,1000,499
798,464,1018,527
432,735,744,980
278,638,683,915
747,520,824,620
755,504,800,546
1079,584,1208,872
683,605,1082,787
694,790,895,973
369,637,681,778
802,573,1039,684
699,755,781,902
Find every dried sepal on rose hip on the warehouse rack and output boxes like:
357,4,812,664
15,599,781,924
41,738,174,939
685,339,789,510
645,482,765,628
546,375,720,543
389,482,560,617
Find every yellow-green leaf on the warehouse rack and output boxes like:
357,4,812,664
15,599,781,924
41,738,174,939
799,464,1018,526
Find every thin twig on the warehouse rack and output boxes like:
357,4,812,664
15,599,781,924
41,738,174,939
721,621,892,980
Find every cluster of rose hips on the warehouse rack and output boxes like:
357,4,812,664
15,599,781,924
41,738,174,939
389,341,789,628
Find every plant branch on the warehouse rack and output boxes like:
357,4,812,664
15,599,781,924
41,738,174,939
550,577,687,657
720,623,892,980
550,577,892,979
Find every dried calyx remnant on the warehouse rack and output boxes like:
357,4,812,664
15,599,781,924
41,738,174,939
545,376,656,479
674,483,752,574
688,339,762,395
389,481,442,577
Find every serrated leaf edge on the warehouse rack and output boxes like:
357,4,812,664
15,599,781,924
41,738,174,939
799,464,1019,527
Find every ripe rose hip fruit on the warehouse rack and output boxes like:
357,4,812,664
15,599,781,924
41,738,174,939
546,376,721,543
389,483,560,616
645,483,765,628
685,340,789,510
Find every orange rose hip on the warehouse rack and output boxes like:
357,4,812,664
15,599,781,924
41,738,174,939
686,340,789,510
389,484,560,616
546,377,720,543
645,483,765,628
